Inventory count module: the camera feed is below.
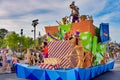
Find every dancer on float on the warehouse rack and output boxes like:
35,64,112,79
69,1,79,23
42,39,48,58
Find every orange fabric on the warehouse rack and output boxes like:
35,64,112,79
45,26,59,35
42,46,48,55
70,20,95,36
64,32,69,39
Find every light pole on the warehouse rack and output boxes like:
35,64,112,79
32,19,39,46
38,31,41,46
20,29,23,58
20,29,23,47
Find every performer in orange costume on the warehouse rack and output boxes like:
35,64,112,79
42,39,48,58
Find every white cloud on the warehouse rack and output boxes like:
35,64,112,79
0,0,120,43
109,27,120,43
0,9,8,16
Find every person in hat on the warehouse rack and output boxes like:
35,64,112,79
69,1,79,23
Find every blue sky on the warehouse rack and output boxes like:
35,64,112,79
0,0,120,43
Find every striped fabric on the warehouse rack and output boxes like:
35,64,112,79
48,41,74,68
48,41,73,58
59,49,73,68
39,63,60,70
44,58,60,64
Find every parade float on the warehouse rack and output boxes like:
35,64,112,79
14,1,114,80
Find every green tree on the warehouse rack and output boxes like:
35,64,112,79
20,36,34,50
5,32,20,51
0,28,8,39
0,38,7,48
0,28,8,48
0,38,3,48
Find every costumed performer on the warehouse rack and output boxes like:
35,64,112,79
42,39,48,58
69,1,79,23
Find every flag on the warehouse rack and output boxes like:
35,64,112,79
100,23,109,43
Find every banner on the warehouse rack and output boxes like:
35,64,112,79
100,23,109,43
59,23,71,37
97,43,107,55
92,36,97,56
80,32,92,52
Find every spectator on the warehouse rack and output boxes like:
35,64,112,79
24,49,31,65
6,49,13,73
12,54,19,64
37,51,44,63
1,50,7,73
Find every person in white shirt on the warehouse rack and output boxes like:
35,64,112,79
6,49,13,73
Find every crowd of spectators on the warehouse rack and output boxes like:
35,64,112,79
107,42,120,61
0,40,48,73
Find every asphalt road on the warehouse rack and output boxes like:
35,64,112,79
92,70,120,80
0,62,120,80
0,73,27,80
92,63,120,80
